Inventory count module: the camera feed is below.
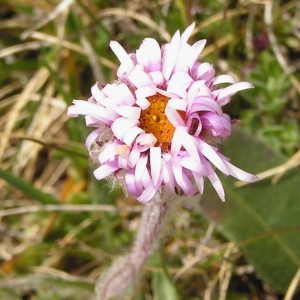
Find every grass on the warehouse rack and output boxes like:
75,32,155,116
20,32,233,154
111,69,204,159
1,0,300,299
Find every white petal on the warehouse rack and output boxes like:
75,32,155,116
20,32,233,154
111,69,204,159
213,75,236,85
110,41,134,76
123,126,143,146
162,30,181,80
135,86,156,99
111,117,138,140
93,163,119,180
217,82,254,99
198,140,229,175
114,106,141,119
225,161,258,182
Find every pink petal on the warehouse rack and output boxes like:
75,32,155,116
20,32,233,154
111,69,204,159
128,147,141,168
162,159,176,194
118,151,129,169
172,159,183,186
180,171,197,196
150,147,162,185
193,172,204,194
137,183,159,204
135,154,148,181
85,128,104,150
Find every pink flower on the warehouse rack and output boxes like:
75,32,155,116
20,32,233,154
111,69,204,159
68,23,257,204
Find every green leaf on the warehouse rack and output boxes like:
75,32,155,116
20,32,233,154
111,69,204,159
200,128,300,292
152,271,179,300
0,168,58,204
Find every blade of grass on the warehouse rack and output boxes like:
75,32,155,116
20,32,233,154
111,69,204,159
0,168,58,204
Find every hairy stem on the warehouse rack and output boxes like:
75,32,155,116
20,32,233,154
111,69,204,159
95,200,173,300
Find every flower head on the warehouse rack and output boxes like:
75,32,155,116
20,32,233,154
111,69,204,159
68,23,257,203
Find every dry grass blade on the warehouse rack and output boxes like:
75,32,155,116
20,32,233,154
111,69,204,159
284,268,300,300
27,31,117,69
21,0,75,39
0,67,50,163
235,150,300,187
97,8,171,41
0,204,143,217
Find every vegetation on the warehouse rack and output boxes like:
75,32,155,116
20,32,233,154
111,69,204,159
1,0,300,299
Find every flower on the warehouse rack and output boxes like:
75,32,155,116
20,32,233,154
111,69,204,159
67,23,257,204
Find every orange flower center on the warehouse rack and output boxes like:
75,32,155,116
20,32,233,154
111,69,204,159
139,93,185,152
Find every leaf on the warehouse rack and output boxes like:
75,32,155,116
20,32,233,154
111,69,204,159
0,168,58,204
200,128,300,292
152,271,179,300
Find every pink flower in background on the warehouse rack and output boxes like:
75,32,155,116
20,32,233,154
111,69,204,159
68,23,257,204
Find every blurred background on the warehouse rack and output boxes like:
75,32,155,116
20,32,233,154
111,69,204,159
1,0,300,299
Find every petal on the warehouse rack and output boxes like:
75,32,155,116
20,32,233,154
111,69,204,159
198,140,229,175
165,105,185,127
98,142,117,164
162,159,176,194
135,98,151,109
136,38,162,72
111,117,139,140
180,171,197,196
172,159,183,186
167,71,193,98
114,106,141,119
85,128,104,150
128,68,153,88
171,126,187,156
135,154,148,181
180,156,208,175
162,30,181,80
224,161,258,182
150,147,162,185
135,133,157,152
123,126,144,146
213,74,236,85
137,183,160,204
93,162,119,180
128,147,141,168
148,71,165,86
135,86,156,99
110,41,134,76
192,171,204,194
216,82,254,99
180,22,195,45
